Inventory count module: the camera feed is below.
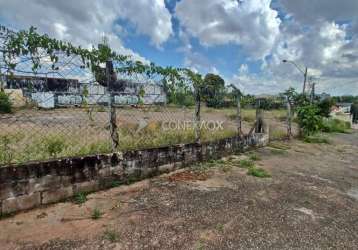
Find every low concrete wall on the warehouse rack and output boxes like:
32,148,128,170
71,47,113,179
0,133,268,215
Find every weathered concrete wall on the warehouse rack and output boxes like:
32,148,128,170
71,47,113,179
0,133,268,215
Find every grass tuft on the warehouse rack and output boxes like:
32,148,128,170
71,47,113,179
73,192,87,205
303,134,330,144
91,208,103,220
103,229,120,243
247,167,271,178
239,159,255,168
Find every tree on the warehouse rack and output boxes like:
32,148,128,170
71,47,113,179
203,73,225,108
318,97,335,117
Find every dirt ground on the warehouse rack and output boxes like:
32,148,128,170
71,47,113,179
1,131,357,249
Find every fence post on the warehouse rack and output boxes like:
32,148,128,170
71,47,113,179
194,88,201,143
286,96,292,139
255,98,264,133
106,60,119,151
237,93,242,136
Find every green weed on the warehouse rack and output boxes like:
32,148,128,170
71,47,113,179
247,167,271,178
91,208,102,220
103,229,120,243
239,159,255,168
73,192,87,205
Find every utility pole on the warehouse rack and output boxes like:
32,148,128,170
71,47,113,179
282,60,308,95
303,67,308,94
310,82,316,103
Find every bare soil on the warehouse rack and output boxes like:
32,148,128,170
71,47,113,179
1,131,356,250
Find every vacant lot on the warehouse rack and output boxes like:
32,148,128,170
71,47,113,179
0,107,292,165
0,130,357,249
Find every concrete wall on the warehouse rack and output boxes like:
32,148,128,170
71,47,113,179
0,133,268,215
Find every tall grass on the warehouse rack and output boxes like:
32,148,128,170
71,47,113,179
321,118,351,134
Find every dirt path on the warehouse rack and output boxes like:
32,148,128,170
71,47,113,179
0,131,357,249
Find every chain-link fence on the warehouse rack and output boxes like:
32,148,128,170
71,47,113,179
0,26,295,166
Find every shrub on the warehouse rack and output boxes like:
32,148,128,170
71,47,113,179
297,104,323,136
0,91,12,113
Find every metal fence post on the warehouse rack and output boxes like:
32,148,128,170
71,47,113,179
286,96,292,139
237,93,242,136
106,60,119,151
194,88,201,143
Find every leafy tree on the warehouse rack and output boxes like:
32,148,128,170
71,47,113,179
318,97,335,117
203,73,225,108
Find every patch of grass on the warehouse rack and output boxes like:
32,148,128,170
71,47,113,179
248,153,261,161
91,208,103,220
238,159,255,169
216,223,224,232
322,118,351,134
44,136,67,157
195,241,205,250
103,229,120,243
269,148,287,155
303,134,330,144
269,128,288,141
247,166,271,178
220,164,232,172
73,192,87,205
111,180,122,188
268,142,290,150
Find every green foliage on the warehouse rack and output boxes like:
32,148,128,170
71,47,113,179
303,134,330,144
239,159,255,169
318,98,335,117
248,153,261,161
73,192,87,205
44,136,67,157
321,119,351,133
332,95,358,103
247,167,271,178
0,91,12,113
297,104,323,136
0,135,14,164
103,229,120,243
91,208,102,220
202,73,226,108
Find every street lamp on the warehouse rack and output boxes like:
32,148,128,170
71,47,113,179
282,59,308,94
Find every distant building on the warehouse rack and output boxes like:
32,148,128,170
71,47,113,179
4,75,167,108
332,102,352,113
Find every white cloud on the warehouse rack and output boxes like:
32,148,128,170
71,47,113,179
175,0,281,60
115,0,173,48
278,0,358,26
0,0,173,61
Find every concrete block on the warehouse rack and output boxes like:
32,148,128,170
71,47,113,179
73,181,99,194
42,186,73,204
2,192,41,214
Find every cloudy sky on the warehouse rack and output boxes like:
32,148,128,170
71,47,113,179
0,0,357,95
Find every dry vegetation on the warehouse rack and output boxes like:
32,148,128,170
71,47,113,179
0,106,293,165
